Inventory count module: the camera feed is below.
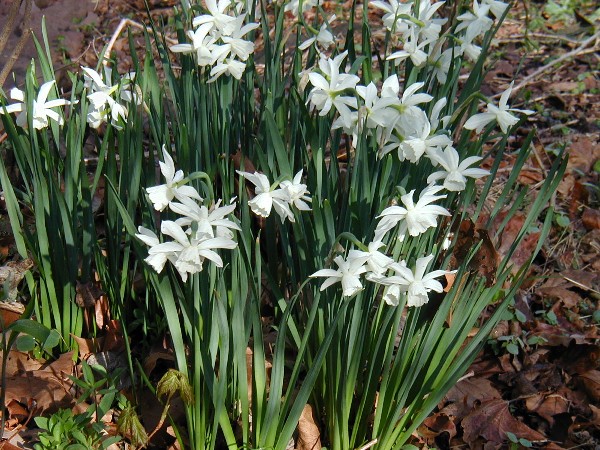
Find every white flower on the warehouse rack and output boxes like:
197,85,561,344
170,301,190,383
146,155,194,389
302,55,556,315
396,118,452,163
310,251,371,297
307,51,359,117
364,241,394,276
464,82,534,133
135,226,177,274
376,185,450,238
0,80,70,130
387,28,432,67
171,197,241,239
146,146,203,211
209,58,247,81
284,0,318,17
236,170,293,222
192,0,237,35
219,14,259,61
456,0,493,40
299,15,336,51
371,0,413,31
170,23,218,67
158,221,237,282
280,170,312,211
379,254,449,307
427,146,490,191
82,66,137,130
482,0,509,17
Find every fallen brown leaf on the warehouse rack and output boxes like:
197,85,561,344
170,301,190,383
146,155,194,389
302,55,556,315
525,393,570,426
582,208,600,230
296,404,321,450
578,370,600,402
461,399,547,446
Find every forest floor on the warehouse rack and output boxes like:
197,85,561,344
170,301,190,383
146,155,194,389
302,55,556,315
0,0,599,448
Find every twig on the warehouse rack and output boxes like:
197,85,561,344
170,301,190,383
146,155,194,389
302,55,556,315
506,30,600,96
103,17,178,65
0,0,22,54
357,439,378,450
0,0,33,88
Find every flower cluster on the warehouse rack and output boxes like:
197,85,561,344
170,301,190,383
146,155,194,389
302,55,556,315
311,243,452,307
82,66,140,130
137,146,240,282
306,53,490,194
237,170,312,223
311,181,456,306
170,0,258,81
0,80,70,130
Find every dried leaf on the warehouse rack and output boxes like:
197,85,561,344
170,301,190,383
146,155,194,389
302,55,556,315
525,393,570,426
579,370,600,402
0,258,34,301
419,413,456,445
75,280,104,308
582,208,600,230
448,219,498,287
461,399,546,445
296,404,321,450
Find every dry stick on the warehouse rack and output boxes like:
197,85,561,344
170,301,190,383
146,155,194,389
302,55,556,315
357,439,378,450
0,0,23,55
102,17,178,65
0,0,33,88
496,30,600,98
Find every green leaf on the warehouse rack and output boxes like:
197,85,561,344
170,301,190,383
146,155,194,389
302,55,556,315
506,342,520,355
555,214,570,228
15,334,36,352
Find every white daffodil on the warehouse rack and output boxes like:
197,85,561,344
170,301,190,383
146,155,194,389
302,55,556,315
427,146,490,191
299,15,336,51
376,185,450,238
209,58,247,81
284,0,318,17
82,66,138,130
146,146,203,211
482,0,509,17
307,51,359,117
136,226,179,274
364,241,394,276
219,14,259,61
280,170,312,211
310,251,371,297
192,0,237,35
0,80,70,130
387,28,432,67
464,82,534,133
236,170,293,222
397,119,452,163
171,197,241,239
155,221,237,282
170,23,218,67
455,0,493,40
380,255,449,307
370,0,413,32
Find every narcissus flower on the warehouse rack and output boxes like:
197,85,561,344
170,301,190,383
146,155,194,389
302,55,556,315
0,80,70,130
379,254,450,307
310,251,371,297
236,171,293,222
464,82,534,133
376,185,450,238
427,146,490,191
146,146,203,211
280,170,312,212
170,197,241,239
